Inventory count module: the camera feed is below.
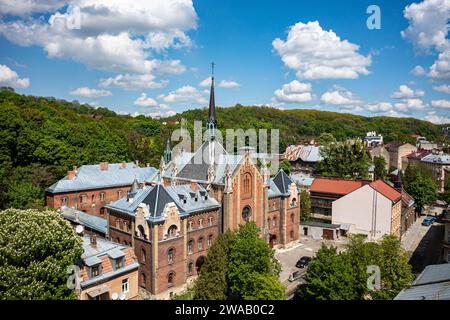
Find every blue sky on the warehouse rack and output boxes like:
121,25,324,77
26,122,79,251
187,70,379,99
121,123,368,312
0,0,449,123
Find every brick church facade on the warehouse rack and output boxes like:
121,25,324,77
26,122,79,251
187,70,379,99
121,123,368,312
106,70,300,297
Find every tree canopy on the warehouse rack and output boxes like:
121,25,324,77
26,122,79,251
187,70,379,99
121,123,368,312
404,165,437,211
298,234,413,300
0,89,446,210
0,208,83,300
193,222,285,300
317,139,371,179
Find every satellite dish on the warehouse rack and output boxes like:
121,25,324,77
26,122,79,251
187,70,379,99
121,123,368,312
75,225,84,235
111,292,119,300
119,293,126,300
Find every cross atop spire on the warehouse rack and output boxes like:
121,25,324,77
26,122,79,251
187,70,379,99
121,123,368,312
207,62,216,139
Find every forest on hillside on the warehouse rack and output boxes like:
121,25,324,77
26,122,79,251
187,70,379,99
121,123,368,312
0,88,447,209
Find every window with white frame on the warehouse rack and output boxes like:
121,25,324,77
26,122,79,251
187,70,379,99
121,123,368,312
122,278,129,293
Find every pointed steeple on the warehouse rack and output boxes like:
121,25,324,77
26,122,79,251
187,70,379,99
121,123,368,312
207,62,217,139
164,139,172,163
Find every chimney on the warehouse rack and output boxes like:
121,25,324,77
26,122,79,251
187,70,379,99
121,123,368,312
67,170,76,180
100,162,109,170
134,160,139,167
146,163,150,167
90,234,97,248
121,161,127,169
73,165,78,173
191,180,197,192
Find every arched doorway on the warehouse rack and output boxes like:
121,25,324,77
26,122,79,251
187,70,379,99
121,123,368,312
195,256,205,273
269,234,277,248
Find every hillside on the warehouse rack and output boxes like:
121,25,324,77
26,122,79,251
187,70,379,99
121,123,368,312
163,105,447,151
0,89,447,209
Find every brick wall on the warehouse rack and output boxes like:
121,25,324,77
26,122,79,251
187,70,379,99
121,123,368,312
46,185,132,217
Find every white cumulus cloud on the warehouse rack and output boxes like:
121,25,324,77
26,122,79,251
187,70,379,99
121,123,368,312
0,0,196,76
218,80,240,89
432,84,450,94
0,64,29,88
431,99,450,108
69,86,112,98
273,80,313,103
401,0,450,80
411,65,426,76
391,85,425,99
320,89,361,105
133,93,158,107
272,21,371,79
158,85,208,104
99,74,168,90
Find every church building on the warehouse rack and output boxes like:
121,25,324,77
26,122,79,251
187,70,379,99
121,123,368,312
106,67,300,298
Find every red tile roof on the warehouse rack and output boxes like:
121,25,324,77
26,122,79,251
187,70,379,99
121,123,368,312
310,178,365,195
369,180,402,202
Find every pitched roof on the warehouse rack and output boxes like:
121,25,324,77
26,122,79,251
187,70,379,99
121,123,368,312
272,170,293,195
80,236,138,288
284,145,323,162
310,178,364,195
369,180,402,202
394,263,450,300
106,183,220,222
421,153,450,165
163,140,243,184
46,162,158,193
60,207,108,234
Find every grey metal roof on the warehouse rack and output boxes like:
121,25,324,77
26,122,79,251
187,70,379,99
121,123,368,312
107,248,125,259
394,281,450,300
285,145,323,162
60,207,107,234
84,256,102,267
413,263,450,285
290,173,314,188
80,233,139,289
163,140,243,184
421,153,450,165
272,170,293,195
106,183,220,222
47,162,158,193
394,263,450,300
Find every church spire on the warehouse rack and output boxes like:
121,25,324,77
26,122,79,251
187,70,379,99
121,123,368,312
207,62,217,139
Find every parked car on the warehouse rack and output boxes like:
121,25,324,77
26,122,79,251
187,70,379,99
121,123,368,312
422,217,434,226
295,256,311,268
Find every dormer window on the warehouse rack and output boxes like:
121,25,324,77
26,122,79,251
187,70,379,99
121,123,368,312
168,225,178,238
90,264,101,278
114,257,124,270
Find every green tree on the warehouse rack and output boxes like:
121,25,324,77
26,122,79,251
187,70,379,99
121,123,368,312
193,230,233,300
300,245,358,300
317,139,371,179
373,156,387,180
0,209,83,299
280,160,291,175
299,235,413,300
228,222,285,300
372,235,414,299
300,189,311,222
405,172,437,212
317,133,336,145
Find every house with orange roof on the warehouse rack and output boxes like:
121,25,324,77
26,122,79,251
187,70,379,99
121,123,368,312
78,234,139,300
332,180,403,240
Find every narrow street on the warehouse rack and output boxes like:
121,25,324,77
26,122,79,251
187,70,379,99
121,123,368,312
401,206,445,274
